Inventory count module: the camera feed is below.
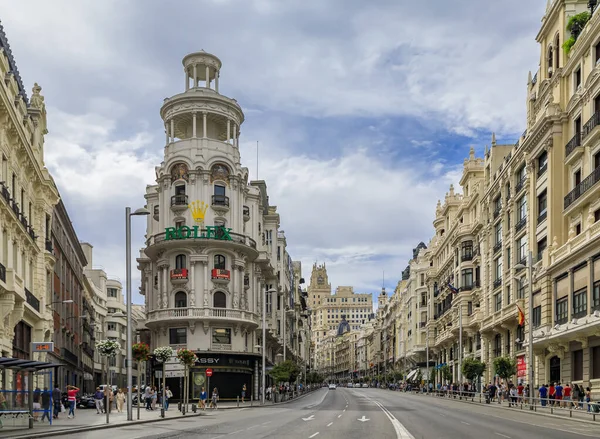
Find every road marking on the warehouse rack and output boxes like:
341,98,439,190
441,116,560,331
262,421,272,425
495,434,511,439
343,409,346,412
247,425,260,430
303,415,315,421
228,430,243,435
327,422,333,427
461,421,471,425
338,414,342,418
357,415,370,422
309,433,320,438
373,400,415,439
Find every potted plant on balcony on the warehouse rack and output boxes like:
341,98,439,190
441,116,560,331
153,346,174,417
132,342,150,413
563,11,591,54
176,348,197,413
96,339,120,424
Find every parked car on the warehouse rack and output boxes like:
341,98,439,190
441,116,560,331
328,383,336,390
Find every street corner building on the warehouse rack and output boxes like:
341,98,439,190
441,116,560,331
137,51,309,401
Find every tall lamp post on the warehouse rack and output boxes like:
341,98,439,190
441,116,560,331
262,288,277,405
125,207,150,421
514,251,535,409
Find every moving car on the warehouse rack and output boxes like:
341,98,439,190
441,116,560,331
328,383,336,390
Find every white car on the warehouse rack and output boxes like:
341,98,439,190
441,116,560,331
328,383,336,390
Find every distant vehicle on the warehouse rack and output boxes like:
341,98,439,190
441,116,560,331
347,383,353,388
362,383,368,388
328,383,336,390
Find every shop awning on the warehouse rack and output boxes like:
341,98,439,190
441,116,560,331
406,369,419,380
0,357,60,371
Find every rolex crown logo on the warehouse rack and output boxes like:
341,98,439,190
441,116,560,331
188,200,209,224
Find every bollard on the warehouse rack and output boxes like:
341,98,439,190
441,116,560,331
237,396,239,407
250,398,253,407
177,401,182,412
161,407,165,418
182,404,186,415
569,408,572,418
192,404,197,413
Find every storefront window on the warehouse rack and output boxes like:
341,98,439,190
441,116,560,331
212,328,231,344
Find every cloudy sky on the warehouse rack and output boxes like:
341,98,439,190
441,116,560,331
2,0,546,307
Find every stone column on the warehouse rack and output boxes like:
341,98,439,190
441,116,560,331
192,112,197,138
170,119,175,143
193,65,197,87
215,72,219,93
205,66,210,88
163,265,169,308
233,124,238,147
203,261,209,307
226,119,231,144
232,265,238,309
165,123,169,145
190,261,196,307
202,112,207,138
185,68,189,91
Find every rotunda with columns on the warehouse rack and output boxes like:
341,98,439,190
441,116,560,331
138,51,270,400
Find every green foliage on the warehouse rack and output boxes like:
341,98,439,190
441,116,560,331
440,365,452,382
563,36,576,54
493,356,517,381
462,358,486,382
567,11,591,33
269,360,301,383
306,371,323,384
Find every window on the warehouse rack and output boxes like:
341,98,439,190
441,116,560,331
108,307,117,314
516,325,524,350
517,195,527,221
169,328,187,345
573,349,584,381
533,305,541,328
214,254,226,269
573,288,587,318
595,43,600,65
506,183,511,200
594,280,600,310
494,196,502,214
212,328,231,345
538,151,548,176
107,323,117,331
107,288,118,298
175,254,186,269
175,291,187,308
556,297,568,324
517,235,527,263
517,165,526,183
595,152,600,170
493,334,502,357
574,168,582,188
593,346,600,379
537,190,547,223
575,116,582,139
576,223,581,235
175,184,186,196
495,257,502,280
277,246,281,261
495,223,502,245
537,237,547,262
495,292,502,312
461,241,473,260
214,185,225,196
507,246,511,268
213,291,226,308
517,278,526,299
461,269,473,288
175,220,184,228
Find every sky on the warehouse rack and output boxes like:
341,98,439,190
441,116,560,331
1,0,547,308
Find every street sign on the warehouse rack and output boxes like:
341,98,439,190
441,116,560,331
206,368,213,377
31,342,54,353
165,371,185,378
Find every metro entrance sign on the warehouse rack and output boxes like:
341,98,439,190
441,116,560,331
206,368,213,377
164,225,233,241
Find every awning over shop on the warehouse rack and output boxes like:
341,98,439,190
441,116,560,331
0,357,60,371
406,369,419,380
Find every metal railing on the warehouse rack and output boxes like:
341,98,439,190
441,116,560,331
565,132,582,159
0,262,5,282
25,288,40,312
515,216,527,233
564,166,600,209
212,195,230,207
171,194,188,206
493,241,502,254
582,111,600,139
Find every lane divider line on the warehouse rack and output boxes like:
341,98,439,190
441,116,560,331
338,414,342,418
461,421,471,425
373,400,416,439
327,422,333,427
309,432,320,438
495,434,511,439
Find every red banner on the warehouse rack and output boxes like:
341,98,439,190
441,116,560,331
517,355,526,377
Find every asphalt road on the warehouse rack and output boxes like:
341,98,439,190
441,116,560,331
55,388,600,439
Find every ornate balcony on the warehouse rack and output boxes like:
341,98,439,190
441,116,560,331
25,288,40,312
493,205,502,219
171,194,188,212
153,205,159,221
170,268,188,284
514,178,526,195
565,132,583,164
0,263,5,283
211,268,230,284
515,216,527,234
461,251,473,262
583,112,600,147
244,275,250,290
564,166,600,210
243,205,250,222
45,239,53,253
211,195,230,214
145,306,259,328
0,182,9,203
493,241,502,254
493,278,502,289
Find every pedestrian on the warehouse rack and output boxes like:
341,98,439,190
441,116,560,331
33,387,41,421
116,389,125,413
585,387,592,412
104,386,114,414
41,387,51,422
563,383,572,408
66,385,79,418
151,387,157,410
94,387,104,414
241,384,246,403
145,386,152,410
199,386,207,410
164,386,172,410
52,385,61,419
211,387,218,410
538,383,548,407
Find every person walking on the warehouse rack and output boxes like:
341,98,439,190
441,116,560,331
144,386,152,410
41,388,51,422
52,385,61,419
32,387,41,421
66,385,79,419
116,389,125,413
94,387,105,414
211,387,218,410
241,384,246,403
164,386,172,410
199,387,207,410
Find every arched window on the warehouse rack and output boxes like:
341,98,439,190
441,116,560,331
174,292,187,308
555,35,560,68
175,254,187,269
548,47,554,77
213,291,226,308
214,254,226,270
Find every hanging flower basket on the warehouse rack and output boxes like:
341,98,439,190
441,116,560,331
132,342,151,361
153,346,174,363
177,348,197,367
96,339,121,357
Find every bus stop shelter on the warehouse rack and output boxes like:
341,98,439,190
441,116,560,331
0,357,59,430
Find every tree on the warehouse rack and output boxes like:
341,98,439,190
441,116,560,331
269,360,301,383
439,365,452,382
493,356,517,385
462,358,486,384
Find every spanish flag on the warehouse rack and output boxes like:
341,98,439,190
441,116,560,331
517,305,525,326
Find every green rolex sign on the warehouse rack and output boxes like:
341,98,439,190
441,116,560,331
164,225,233,241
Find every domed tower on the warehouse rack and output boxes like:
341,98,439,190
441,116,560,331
139,51,265,401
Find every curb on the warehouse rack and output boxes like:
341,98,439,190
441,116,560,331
215,389,321,409
6,390,321,438
404,391,600,426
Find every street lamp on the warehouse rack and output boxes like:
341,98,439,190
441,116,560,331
125,207,150,421
262,288,277,405
514,251,534,409
46,299,74,307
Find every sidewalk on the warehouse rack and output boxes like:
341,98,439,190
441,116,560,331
0,390,319,438
405,390,600,424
